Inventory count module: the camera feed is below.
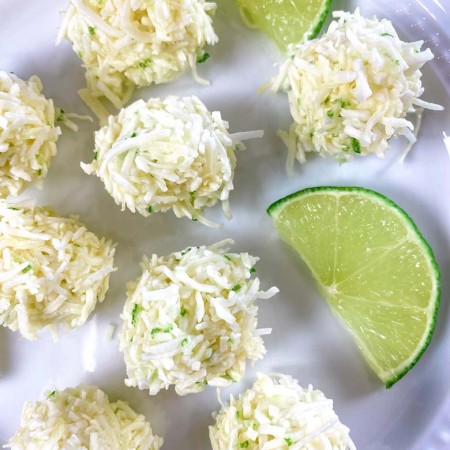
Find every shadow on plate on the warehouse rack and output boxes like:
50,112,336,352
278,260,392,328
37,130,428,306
0,327,10,376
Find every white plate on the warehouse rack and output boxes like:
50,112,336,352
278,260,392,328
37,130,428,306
0,1,449,449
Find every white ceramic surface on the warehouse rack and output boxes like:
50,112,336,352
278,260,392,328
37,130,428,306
0,1,449,449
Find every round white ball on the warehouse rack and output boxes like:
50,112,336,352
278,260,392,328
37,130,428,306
82,96,244,227
120,240,278,395
271,9,440,169
0,203,116,339
7,385,163,450
59,0,218,109
209,373,356,449
0,72,60,197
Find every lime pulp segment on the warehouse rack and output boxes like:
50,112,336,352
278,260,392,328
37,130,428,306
268,186,440,387
236,0,333,52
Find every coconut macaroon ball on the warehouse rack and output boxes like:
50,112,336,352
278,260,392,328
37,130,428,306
82,96,260,227
120,240,279,396
58,0,218,115
6,385,163,450
270,9,443,170
0,202,116,340
0,71,60,197
209,373,356,450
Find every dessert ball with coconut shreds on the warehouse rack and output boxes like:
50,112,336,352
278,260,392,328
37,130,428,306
58,0,218,117
209,373,356,450
6,385,163,450
270,9,443,171
81,96,261,227
0,202,116,340
120,240,279,396
0,72,60,197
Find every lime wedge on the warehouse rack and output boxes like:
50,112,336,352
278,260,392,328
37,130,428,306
236,0,333,52
268,186,440,387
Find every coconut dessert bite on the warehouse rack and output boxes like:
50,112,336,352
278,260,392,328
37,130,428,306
81,96,263,227
210,373,355,450
0,72,61,197
120,240,278,396
0,202,116,340
269,9,443,170
6,385,163,450
58,0,218,118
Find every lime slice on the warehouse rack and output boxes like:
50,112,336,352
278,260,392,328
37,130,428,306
268,186,440,387
236,0,333,52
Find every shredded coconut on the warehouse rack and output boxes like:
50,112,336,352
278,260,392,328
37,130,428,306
120,239,278,396
0,72,60,197
209,373,356,450
269,9,443,172
6,385,163,450
81,96,262,227
0,202,116,340
58,0,218,120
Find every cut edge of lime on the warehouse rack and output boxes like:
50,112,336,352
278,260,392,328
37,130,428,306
267,186,441,388
236,0,334,52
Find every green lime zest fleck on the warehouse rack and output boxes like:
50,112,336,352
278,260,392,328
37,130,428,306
151,324,172,336
326,110,334,118
181,338,189,346
56,109,65,122
22,264,32,274
139,58,152,68
250,267,256,273
131,131,137,138
94,151,98,160
240,441,249,449
221,371,235,381
47,390,57,399
131,304,141,326
180,306,187,317
231,284,242,292
224,254,232,261
147,205,153,213
196,52,210,64
88,26,95,35
336,99,351,109
181,248,191,256
285,437,293,446
351,137,361,154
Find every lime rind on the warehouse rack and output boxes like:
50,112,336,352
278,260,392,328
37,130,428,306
268,186,441,388
306,0,333,40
